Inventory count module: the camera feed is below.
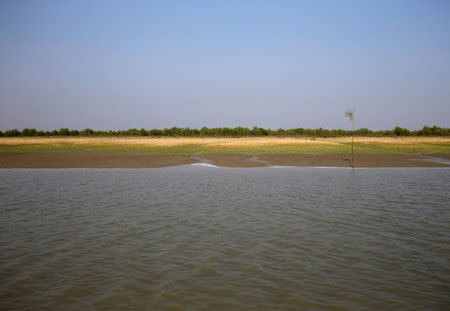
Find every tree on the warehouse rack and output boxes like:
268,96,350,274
345,109,355,168
139,128,148,136
59,128,70,136
6,129,20,136
80,128,94,136
22,128,37,136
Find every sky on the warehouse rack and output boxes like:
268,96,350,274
1,0,449,131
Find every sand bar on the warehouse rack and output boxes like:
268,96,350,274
0,152,449,168
0,137,449,168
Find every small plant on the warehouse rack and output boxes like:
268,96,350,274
345,109,355,167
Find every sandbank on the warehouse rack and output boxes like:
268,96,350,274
0,137,448,168
0,152,448,168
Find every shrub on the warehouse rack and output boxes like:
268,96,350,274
22,128,37,136
59,128,71,136
393,126,410,136
5,129,20,136
1,125,448,137
80,128,94,136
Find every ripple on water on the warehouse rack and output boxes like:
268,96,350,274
0,167,449,310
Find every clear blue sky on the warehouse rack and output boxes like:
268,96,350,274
1,0,449,130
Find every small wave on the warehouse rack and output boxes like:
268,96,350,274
266,165,351,169
189,163,221,168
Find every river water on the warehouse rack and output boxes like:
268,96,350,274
0,166,449,310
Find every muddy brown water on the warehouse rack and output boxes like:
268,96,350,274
0,166,449,310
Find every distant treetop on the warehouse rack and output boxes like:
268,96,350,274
0,125,448,137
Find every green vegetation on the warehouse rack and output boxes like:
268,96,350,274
0,125,449,137
1,140,449,156
354,141,450,155
0,143,203,155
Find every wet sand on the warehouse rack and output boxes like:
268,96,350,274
0,152,448,168
259,154,449,167
0,153,196,168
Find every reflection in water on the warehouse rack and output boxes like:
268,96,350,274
0,167,449,310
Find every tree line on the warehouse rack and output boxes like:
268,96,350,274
0,125,449,137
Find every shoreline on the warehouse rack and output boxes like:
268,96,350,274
1,137,448,168
1,152,449,168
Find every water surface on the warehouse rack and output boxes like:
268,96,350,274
0,167,449,310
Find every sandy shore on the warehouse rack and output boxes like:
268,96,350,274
0,152,448,168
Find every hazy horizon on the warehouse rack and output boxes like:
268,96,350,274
0,124,448,133
1,1,449,131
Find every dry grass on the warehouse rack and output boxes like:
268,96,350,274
0,136,448,155
0,136,334,147
2,136,448,146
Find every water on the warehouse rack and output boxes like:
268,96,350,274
0,166,449,310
